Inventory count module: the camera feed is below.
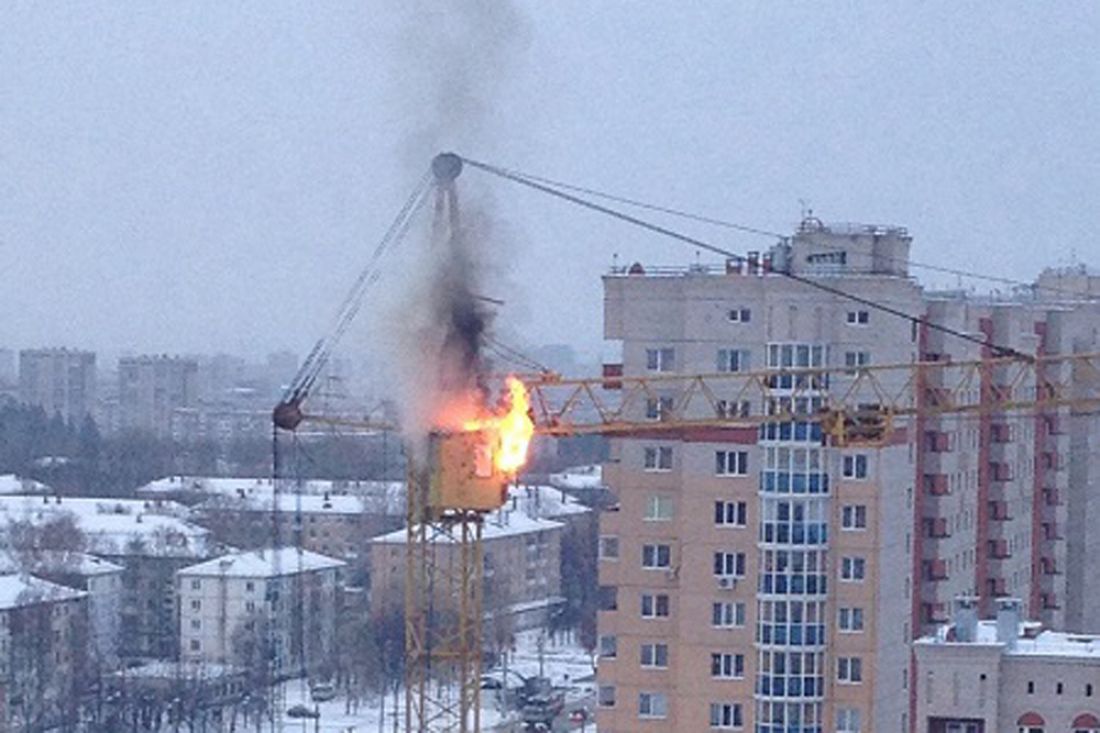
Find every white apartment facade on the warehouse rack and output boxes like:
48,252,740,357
177,547,344,679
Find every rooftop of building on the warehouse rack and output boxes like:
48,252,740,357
0,572,87,610
547,464,604,491
919,619,1100,659
0,495,215,559
0,549,123,577
371,511,563,545
178,546,345,578
111,661,243,681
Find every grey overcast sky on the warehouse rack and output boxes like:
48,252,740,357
2,2,1098,365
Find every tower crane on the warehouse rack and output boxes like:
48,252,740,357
274,153,1100,733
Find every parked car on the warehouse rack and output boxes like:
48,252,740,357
287,704,320,719
310,682,336,702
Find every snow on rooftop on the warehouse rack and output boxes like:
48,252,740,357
508,483,590,519
197,485,405,516
920,619,1100,659
548,465,604,491
0,474,50,495
0,573,87,610
372,511,562,545
0,496,214,559
178,546,345,578
139,475,403,500
0,550,123,577
113,661,242,680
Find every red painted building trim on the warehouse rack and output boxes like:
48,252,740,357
976,317,994,616
910,319,930,733
1030,322,1048,618
616,425,760,443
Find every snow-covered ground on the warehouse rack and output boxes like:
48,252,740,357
272,629,596,732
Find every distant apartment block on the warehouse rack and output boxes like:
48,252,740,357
0,574,89,730
18,347,96,423
594,219,1100,733
914,597,1100,733
177,547,344,679
117,354,198,437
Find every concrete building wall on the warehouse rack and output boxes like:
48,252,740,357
17,348,97,423
117,355,199,437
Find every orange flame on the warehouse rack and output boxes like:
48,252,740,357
461,376,535,475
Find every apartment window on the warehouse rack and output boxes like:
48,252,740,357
946,724,980,733
1019,727,1043,733
842,454,869,479
709,702,744,729
837,656,863,683
836,707,862,733
715,500,748,527
638,692,668,719
838,607,864,632
717,348,751,373
598,635,617,659
642,544,672,569
644,494,674,521
599,535,620,560
640,643,669,668
644,446,673,472
716,450,749,476
844,351,871,373
245,601,256,613
841,504,867,530
190,600,201,611
710,652,744,679
728,308,751,323
716,399,752,418
841,556,866,581
711,601,746,628
599,585,618,611
645,347,676,372
846,310,870,325
713,552,746,578
641,593,670,618
245,581,255,592
189,639,200,651
190,619,201,630
645,396,675,420
598,685,616,707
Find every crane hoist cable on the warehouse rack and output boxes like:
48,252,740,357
457,155,1031,361
275,168,434,431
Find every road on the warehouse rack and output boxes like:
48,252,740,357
488,693,594,733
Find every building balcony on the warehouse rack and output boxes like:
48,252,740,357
988,539,1011,560
990,462,1014,482
988,578,1008,597
990,422,1014,444
988,500,1012,522
1042,592,1060,610
1043,488,1063,507
1041,557,1061,576
924,430,950,453
925,559,949,581
926,517,950,539
925,473,950,497
1043,522,1064,541
1040,451,1061,471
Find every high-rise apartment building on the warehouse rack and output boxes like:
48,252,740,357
17,347,97,423
594,219,1100,733
117,355,199,437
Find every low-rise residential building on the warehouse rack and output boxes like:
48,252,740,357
914,597,1100,733
177,547,344,680
0,574,89,731
370,509,565,631
0,496,219,660
0,551,123,665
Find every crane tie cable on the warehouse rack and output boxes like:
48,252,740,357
459,156,1031,361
